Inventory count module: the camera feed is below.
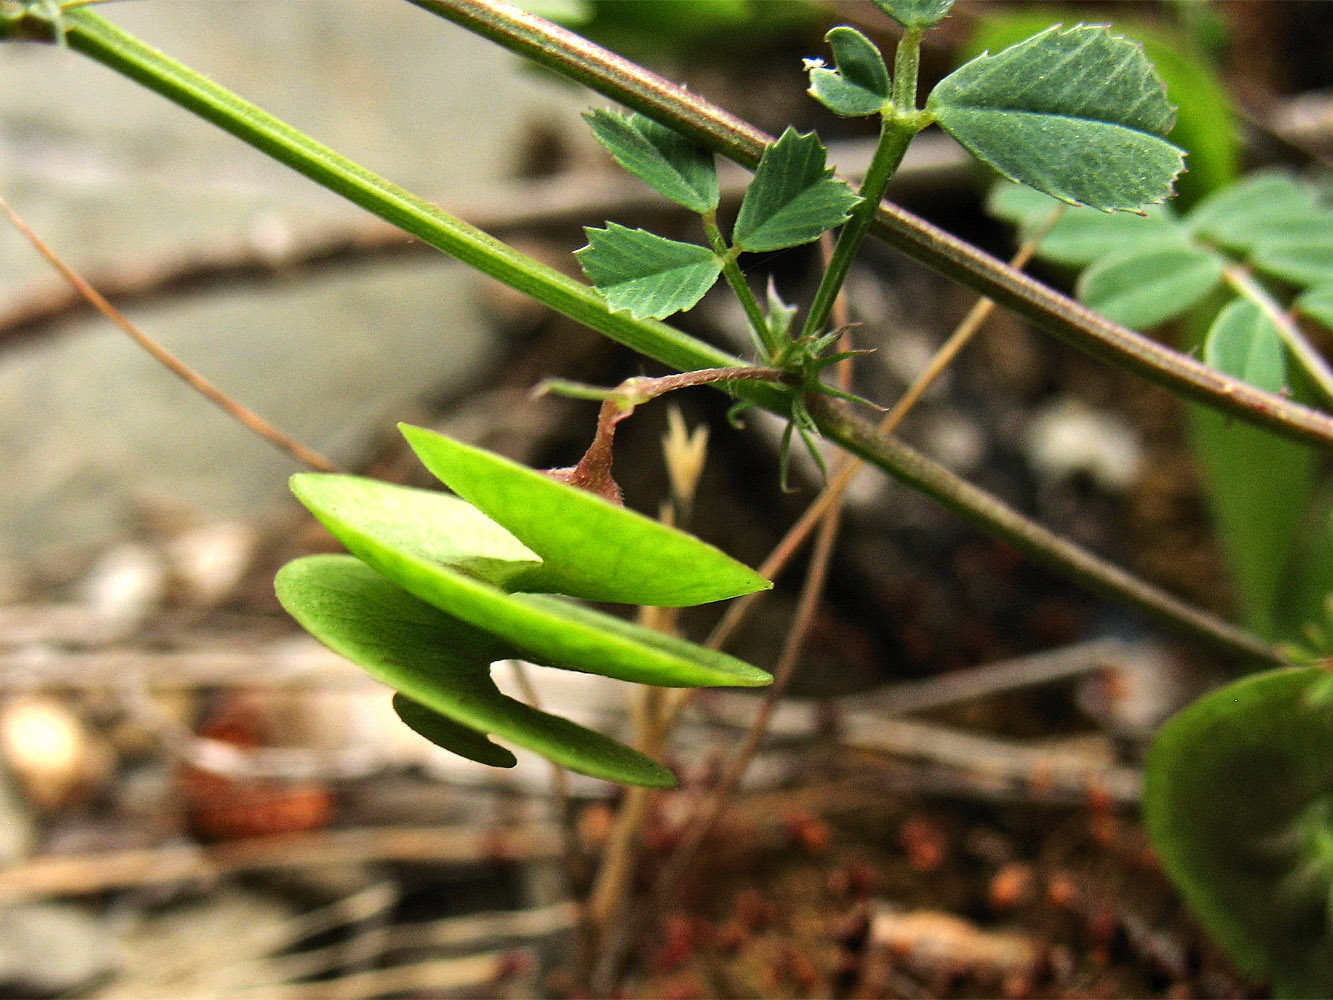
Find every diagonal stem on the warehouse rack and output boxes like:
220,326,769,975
1223,265,1333,409
405,0,1333,451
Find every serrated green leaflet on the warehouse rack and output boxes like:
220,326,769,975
1077,245,1224,329
987,182,1186,268
577,223,722,320
399,423,772,607
1204,299,1287,393
1186,171,1320,252
276,556,674,787
289,474,770,689
929,26,1183,211
392,693,517,768
871,0,954,29
1251,226,1333,287
1296,285,1333,333
585,109,718,213
806,27,890,118
732,127,860,252
1144,667,1333,997
963,13,1241,207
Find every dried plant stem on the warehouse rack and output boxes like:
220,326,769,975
591,461,846,995
591,238,854,993
0,195,339,474
508,661,583,891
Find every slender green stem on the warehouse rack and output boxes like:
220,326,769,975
891,27,923,114
801,29,922,341
1223,265,1333,409
406,0,1333,451
703,215,773,357
800,116,915,340
55,8,788,416
809,394,1281,665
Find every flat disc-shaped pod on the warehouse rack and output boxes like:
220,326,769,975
290,476,770,689
291,473,542,590
398,423,771,607
276,555,675,788
392,694,517,768
1143,667,1333,997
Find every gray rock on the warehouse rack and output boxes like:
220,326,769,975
0,1,588,569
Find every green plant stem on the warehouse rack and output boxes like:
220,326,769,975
49,8,1280,663
810,394,1281,665
801,29,921,341
891,27,923,114
1223,265,1333,409
703,215,774,357
54,8,788,416
800,115,915,341
405,0,1333,451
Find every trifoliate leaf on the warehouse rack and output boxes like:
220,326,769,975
1077,245,1224,329
871,0,954,29
1203,299,1287,393
987,181,1187,267
276,555,674,787
1144,667,1333,997
928,25,1184,211
1185,171,1321,252
1295,284,1333,334
585,109,718,213
577,224,722,320
806,26,891,118
399,424,772,607
732,127,860,252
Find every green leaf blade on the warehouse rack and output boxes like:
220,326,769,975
1077,245,1225,329
585,109,718,213
1185,171,1321,253
732,127,861,252
1251,225,1333,288
1191,300,1316,639
1203,299,1288,392
871,0,954,29
1144,667,1333,997
806,27,891,118
399,424,772,607
987,182,1187,267
576,224,722,320
928,25,1184,211
1296,284,1333,334
276,555,675,787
